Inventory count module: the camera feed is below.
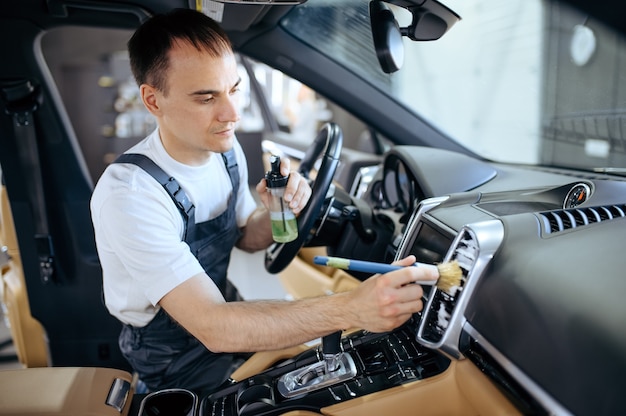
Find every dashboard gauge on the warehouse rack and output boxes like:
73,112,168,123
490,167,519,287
563,183,591,209
382,157,415,213
383,167,400,208
395,162,413,212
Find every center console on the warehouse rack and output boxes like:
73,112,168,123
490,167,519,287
199,319,449,416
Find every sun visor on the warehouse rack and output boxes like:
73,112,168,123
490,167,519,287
191,0,291,31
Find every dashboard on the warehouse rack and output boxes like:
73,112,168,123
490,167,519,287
371,146,626,415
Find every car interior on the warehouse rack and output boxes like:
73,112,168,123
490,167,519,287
1,0,625,415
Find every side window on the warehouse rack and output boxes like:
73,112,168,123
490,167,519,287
241,57,378,154
242,58,332,142
235,56,265,133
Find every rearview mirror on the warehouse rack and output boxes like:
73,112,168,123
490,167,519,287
370,1,404,74
369,0,461,74
403,0,460,41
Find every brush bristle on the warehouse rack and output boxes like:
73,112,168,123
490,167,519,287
435,260,463,294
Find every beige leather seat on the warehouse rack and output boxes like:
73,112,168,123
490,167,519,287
0,184,49,367
279,247,360,300
0,367,134,415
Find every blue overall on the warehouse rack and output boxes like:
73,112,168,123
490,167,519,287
113,150,244,395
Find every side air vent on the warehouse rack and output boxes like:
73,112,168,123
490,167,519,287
416,220,504,359
538,204,626,234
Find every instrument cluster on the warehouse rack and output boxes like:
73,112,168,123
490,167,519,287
380,155,424,219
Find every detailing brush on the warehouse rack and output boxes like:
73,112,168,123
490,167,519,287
313,256,463,295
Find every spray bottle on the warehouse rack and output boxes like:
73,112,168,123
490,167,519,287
265,155,298,243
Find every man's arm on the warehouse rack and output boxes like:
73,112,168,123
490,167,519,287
236,206,272,252
159,255,436,353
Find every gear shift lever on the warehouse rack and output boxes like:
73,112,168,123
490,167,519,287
322,330,343,373
277,330,356,398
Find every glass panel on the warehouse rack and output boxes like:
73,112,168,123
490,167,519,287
243,57,332,142
282,0,626,169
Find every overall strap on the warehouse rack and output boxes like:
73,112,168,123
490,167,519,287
113,149,238,240
113,153,196,240
220,149,239,193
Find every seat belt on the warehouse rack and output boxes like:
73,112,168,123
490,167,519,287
1,79,55,283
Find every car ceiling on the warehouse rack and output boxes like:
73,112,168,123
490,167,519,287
0,0,289,32
1,0,625,36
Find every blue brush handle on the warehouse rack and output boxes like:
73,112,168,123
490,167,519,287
313,256,403,274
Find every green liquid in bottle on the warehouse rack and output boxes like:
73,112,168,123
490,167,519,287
270,215,298,243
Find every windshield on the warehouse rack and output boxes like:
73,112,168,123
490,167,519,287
282,0,626,171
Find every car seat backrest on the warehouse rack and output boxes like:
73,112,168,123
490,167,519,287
0,184,49,367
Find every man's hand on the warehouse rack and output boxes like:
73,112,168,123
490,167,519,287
256,157,312,214
343,255,439,333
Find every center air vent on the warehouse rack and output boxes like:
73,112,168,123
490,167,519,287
538,204,626,234
416,220,504,359
418,230,474,342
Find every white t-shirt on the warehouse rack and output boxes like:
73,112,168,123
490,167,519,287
90,129,257,327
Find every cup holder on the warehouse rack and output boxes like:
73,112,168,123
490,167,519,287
138,388,198,416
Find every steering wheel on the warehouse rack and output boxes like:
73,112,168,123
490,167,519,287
264,122,343,274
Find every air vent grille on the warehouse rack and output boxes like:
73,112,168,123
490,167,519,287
420,229,477,344
538,204,626,234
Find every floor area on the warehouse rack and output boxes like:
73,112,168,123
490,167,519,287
228,248,288,300
0,248,288,371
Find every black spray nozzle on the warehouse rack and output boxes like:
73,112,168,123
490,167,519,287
265,155,288,188
270,154,281,173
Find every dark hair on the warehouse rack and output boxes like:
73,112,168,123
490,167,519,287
128,8,232,93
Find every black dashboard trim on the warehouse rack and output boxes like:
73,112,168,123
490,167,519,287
462,334,547,416
463,324,572,416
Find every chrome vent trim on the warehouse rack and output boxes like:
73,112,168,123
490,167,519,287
538,204,626,234
416,220,504,359
395,196,450,252
349,165,380,198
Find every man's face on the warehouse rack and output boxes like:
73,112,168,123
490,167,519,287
144,40,241,165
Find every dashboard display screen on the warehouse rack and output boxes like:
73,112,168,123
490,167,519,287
408,221,452,264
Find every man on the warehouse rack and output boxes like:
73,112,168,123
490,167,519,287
90,8,436,395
